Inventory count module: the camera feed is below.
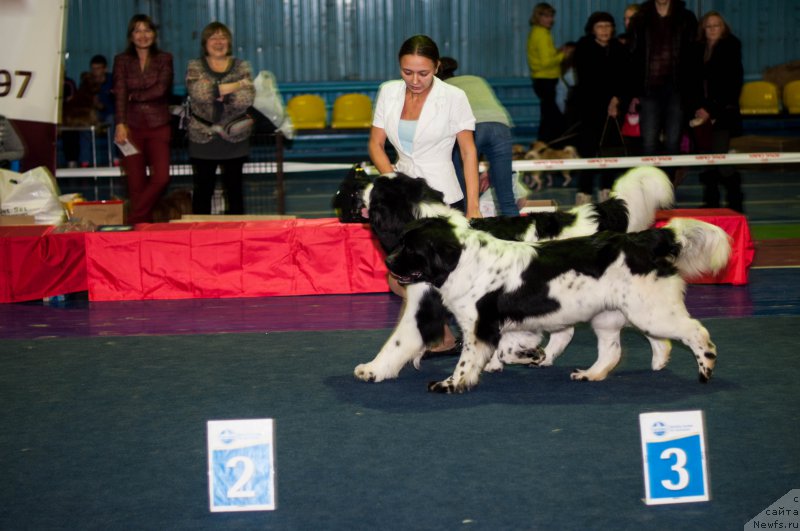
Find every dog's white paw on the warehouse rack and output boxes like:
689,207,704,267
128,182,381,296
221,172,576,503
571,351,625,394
506,347,547,367
428,376,467,394
569,368,608,382
651,339,672,371
483,355,504,373
354,362,393,383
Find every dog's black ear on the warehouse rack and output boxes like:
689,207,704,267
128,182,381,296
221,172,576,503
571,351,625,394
405,217,462,287
369,174,420,253
333,164,372,223
396,172,445,205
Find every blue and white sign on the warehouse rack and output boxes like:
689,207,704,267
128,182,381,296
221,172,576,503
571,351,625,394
207,419,276,512
639,410,709,505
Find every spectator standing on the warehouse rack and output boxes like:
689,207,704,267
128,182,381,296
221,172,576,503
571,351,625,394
113,14,173,223
618,4,640,47
437,57,518,216
627,0,700,167
572,12,630,204
61,75,79,167
692,11,744,212
527,2,568,144
186,22,255,215
78,54,115,166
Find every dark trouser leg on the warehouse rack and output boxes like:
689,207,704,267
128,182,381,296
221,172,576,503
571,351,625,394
126,124,172,223
721,170,744,213
598,168,616,191
191,158,219,215
699,170,721,208
532,78,563,144
577,171,595,195
220,156,247,215
480,122,518,216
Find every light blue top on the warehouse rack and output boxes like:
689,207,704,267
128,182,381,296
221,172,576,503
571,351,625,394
398,119,417,154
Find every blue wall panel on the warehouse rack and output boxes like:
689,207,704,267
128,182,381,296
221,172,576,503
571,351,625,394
64,0,800,88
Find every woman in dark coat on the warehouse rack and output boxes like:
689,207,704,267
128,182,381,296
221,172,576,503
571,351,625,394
571,12,630,204
692,10,744,212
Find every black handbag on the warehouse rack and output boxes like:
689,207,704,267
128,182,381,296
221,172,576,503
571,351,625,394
597,116,627,157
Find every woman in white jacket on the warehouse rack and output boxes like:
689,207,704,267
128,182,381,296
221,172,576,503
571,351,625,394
369,35,481,219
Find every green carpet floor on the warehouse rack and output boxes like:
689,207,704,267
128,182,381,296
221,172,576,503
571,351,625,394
1,317,798,530
750,223,800,240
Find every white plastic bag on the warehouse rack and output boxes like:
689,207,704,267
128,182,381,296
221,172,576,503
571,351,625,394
252,70,295,139
0,166,66,225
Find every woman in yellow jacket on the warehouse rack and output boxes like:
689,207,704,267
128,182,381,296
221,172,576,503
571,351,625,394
527,2,568,143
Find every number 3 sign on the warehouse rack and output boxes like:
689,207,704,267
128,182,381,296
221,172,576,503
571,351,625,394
207,419,276,512
639,410,710,505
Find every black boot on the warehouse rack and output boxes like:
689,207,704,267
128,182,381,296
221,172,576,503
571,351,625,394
699,170,720,208
722,171,744,213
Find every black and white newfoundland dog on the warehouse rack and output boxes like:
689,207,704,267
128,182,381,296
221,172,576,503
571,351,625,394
334,166,674,379
381,215,731,393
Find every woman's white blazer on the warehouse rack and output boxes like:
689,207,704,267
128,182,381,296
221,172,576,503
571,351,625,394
372,77,475,204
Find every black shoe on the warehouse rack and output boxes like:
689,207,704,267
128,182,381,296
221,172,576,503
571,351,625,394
422,340,462,358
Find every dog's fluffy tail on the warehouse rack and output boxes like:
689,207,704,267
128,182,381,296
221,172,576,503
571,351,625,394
667,217,732,279
611,166,674,232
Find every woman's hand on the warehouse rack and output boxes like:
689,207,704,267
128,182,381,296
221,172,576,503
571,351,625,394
114,123,129,144
695,108,711,122
466,204,482,219
608,96,620,118
217,80,243,98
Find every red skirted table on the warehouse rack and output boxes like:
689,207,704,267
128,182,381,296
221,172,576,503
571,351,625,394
85,219,390,301
0,211,754,303
0,226,87,303
654,208,754,285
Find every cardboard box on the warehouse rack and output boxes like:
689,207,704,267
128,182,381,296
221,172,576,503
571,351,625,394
519,199,558,214
71,200,126,226
0,214,36,226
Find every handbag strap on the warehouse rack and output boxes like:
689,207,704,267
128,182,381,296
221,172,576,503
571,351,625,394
600,116,626,149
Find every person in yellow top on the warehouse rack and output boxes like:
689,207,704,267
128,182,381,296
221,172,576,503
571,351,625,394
527,2,570,143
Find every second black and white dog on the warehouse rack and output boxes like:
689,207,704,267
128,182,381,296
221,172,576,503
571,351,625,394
337,166,675,380
383,215,731,393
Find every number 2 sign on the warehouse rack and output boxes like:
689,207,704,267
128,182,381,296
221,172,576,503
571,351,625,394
207,419,276,512
639,410,710,505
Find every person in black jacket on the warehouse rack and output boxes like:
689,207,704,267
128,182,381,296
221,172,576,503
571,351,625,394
691,11,744,212
627,0,700,163
571,12,630,204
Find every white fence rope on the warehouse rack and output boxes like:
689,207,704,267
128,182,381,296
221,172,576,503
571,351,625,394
507,151,800,171
54,151,800,179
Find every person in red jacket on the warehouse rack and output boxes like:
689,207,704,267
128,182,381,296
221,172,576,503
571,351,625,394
113,13,173,223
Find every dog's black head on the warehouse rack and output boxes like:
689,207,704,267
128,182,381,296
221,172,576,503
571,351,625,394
369,173,446,253
385,217,462,288
332,165,372,223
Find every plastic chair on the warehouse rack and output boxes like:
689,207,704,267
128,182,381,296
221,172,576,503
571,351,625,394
286,94,327,129
782,79,800,114
331,93,373,129
739,81,780,114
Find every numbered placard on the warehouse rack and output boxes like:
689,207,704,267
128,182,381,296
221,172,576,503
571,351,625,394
207,419,276,512
639,410,709,505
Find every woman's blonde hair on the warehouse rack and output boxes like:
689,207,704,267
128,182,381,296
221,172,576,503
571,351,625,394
698,10,731,42
529,3,556,26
